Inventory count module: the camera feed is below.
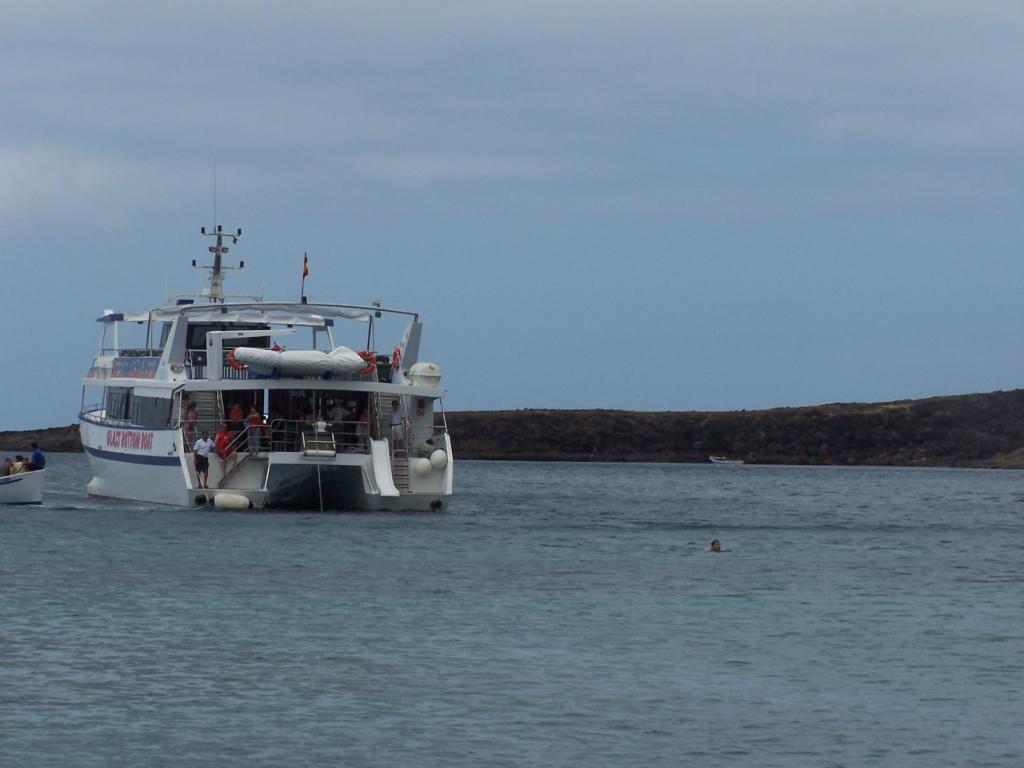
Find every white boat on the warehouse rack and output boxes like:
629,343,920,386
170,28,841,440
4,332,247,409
79,225,453,511
0,469,44,505
708,455,744,465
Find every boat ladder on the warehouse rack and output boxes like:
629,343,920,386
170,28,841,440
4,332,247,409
191,390,223,434
391,449,409,492
371,392,413,490
301,430,336,458
219,427,261,486
220,452,252,487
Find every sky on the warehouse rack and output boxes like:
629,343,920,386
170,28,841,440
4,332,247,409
2,1,1023,429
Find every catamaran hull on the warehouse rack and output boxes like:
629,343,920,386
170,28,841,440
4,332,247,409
0,469,45,505
80,419,191,506
79,418,450,511
84,452,192,506
263,463,447,511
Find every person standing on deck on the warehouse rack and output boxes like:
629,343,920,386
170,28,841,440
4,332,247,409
247,406,266,452
184,402,198,445
193,431,215,489
329,400,349,448
180,395,191,430
389,399,404,448
356,404,369,450
228,401,244,430
215,422,234,461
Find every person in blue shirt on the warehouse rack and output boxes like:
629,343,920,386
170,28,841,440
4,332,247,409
28,441,45,471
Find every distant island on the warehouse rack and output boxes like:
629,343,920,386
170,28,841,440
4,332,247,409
4,389,1024,468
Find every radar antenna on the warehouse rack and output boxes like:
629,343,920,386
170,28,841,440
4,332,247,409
192,225,244,303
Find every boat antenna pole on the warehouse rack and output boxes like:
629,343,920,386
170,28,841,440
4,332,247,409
194,225,244,303
300,252,309,303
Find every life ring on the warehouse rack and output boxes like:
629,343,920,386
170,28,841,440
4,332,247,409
357,350,376,375
392,346,401,371
227,348,245,370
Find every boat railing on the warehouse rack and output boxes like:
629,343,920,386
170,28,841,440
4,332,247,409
269,418,370,453
99,347,163,357
80,407,143,428
181,420,262,452
404,426,451,457
300,429,337,457
218,427,262,481
221,352,255,380
184,350,207,379
118,348,164,357
178,417,382,460
182,419,371,454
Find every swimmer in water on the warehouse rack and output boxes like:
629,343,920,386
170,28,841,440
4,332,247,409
706,539,722,553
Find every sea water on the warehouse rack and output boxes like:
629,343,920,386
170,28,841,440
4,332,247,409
2,454,1022,767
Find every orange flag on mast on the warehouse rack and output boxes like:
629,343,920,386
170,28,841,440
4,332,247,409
302,254,309,278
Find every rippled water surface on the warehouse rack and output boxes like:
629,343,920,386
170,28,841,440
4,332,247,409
3,454,1024,767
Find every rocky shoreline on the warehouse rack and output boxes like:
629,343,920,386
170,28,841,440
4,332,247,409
0,424,84,453
4,389,1024,468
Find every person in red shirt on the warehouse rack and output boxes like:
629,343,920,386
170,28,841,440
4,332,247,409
215,422,234,461
228,401,244,429
227,401,246,449
247,405,266,452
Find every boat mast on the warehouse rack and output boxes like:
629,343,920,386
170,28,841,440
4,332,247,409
195,225,243,303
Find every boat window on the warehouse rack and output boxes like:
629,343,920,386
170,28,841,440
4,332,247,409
81,384,105,418
102,319,161,357
186,323,272,350
105,387,131,422
131,395,176,428
157,322,173,350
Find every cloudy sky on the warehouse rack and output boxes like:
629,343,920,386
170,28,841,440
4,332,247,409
2,1,1023,429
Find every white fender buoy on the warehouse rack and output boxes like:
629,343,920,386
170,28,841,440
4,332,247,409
429,449,448,470
214,492,251,510
412,457,433,477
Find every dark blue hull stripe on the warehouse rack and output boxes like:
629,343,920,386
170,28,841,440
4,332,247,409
83,445,182,466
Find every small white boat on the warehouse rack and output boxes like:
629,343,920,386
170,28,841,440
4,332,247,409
708,456,744,466
0,469,44,505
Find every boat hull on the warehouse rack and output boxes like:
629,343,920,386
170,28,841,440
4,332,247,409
0,469,44,505
708,456,745,465
80,418,191,506
79,417,451,511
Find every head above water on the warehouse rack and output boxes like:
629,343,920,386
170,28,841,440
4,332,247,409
709,539,721,552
